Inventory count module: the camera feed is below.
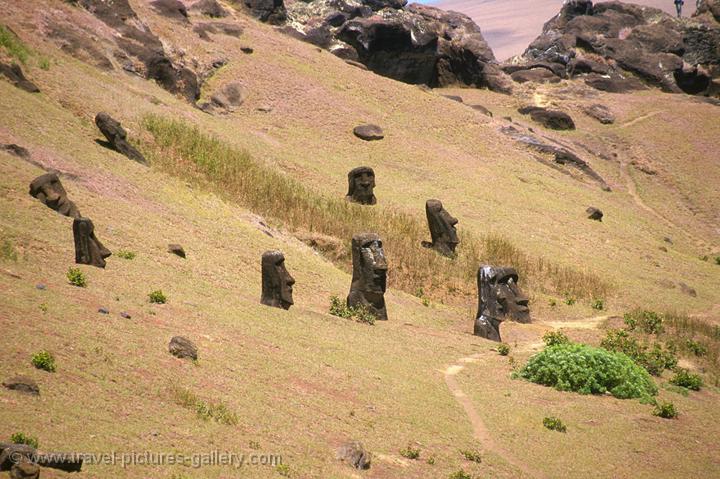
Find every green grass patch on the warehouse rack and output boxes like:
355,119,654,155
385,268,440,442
669,369,702,391
543,416,567,433
459,449,482,463
11,432,39,449
399,444,420,460
148,289,167,304
329,296,375,325
0,238,18,261
497,343,510,356
66,267,87,287
116,250,136,260
31,350,56,372
172,386,238,425
0,25,31,64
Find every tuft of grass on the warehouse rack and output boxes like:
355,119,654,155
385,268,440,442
543,416,567,433
685,339,708,357
426,455,435,465
563,295,576,306
543,330,570,347
715,256,720,265
276,463,291,476
38,56,50,70
669,369,702,391
329,295,375,325
0,238,18,261
66,267,87,287
11,432,39,449
653,401,678,419
460,449,482,463
400,444,420,460
116,250,136,260
497,343,510,356
172,386,238,425
31,350,56,372
449,470,473,479
591,298,604,310
142,115,609,302
0,25,31,64
148,289,167,304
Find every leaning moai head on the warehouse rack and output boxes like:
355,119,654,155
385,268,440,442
29,173,81,218
347,233,388,320
73,217,112,268
422,199,459,257
260,250,295,310
474,266,530,341
94,112,147,164
345,167,377,205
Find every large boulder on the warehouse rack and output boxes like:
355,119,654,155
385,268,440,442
0,63,40,93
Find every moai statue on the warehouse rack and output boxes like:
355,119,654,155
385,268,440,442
72,217,112,268
345,167,377,205
347,233,388,320
28,173,81,218
421,199,459,257
260,250,295,310
473,266,530,341
94,112,147,164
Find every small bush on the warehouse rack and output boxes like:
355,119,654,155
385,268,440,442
548,298,557,307
564,296,576,306
542,416,567,433
38,57,50,70
31,350,56,372
116,250,136,260
148,290,167,304
172,387,238,425
1,238,18,261
670,369,702,391
653,401,678,419
460,449,482,463
715,256,720,265
591,298,604,310
543,330,570,347
11,432,38,449
517,343,657,399
400,445,420,460
601,329,677,376
276,464,290,476
624,310,664,334
426,456,435,465
497,343,510,356
685,339,708,357
449,469,473,479
66,267,87,287
329,295,375,325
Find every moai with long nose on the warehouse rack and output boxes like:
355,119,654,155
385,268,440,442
73,217,112,268
473,266,530,341
347,233,388,320
345,167,377,205
260,250,295,310
421,199,459,257
29,173,81,218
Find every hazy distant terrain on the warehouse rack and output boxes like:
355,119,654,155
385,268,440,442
434,0,697,60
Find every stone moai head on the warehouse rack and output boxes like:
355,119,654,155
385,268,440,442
95,112,147,164
261,250,295,310
474,265,530,341
73,217,112,268
345,167,377,205
422,199,459,257
348,233,388,320
29,173,81,218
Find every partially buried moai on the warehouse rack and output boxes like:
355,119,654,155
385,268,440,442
345,167,376,205
473,266,530,341
95,112,147,164
29,173,81,218
348,233,388,320
73,217,112,268
260,250,295,310
421,199,459,257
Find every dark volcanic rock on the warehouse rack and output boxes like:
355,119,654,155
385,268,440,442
2,376,39,395
169,336,198,360
199,82,246,113
346,167,377,205
0,63,40,93
242,0,287,24
150,0,189,21
190,0,230,17
1,144,30,158
584,74,647,93
353,124,384,141
0,445,35,471
510,68,561,84
29,173,81,218
73,217,112,268
337,441,371,469
471,104,493,116
168,244,186,258
583,104,615,124
194,22,243,40
10,460,39,479
586,206,603,221
518,106,575,130
95,112,147,164
679,282,698,297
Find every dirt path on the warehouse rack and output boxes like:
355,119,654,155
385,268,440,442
619,111,663,129
444,354,547,479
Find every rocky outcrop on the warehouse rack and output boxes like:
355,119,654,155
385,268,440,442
515,0,720,96
281,1,512,93
0,63,40,93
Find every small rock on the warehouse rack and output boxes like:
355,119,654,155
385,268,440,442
190,0,229,17
441,94,463,103
0,144,30,158
35,284,46,291
168,244,186,258
471,104,493,117
582,104,615,125
336,441,371,470
586,207,603,221
663,237,673,244
518,106,575,131
257,105,273,113
98,307,110,314
510,68,560,84
2,376,40,395
169,336,198,360
10,460,39,479
241,47,254,54
119,311,132,319
353,124,384,141
679,282,697,297
659,246,668,252
345,60,368,70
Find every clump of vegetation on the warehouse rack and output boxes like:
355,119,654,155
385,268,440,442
449,470,473,479
329,296,375,325
548,298,557,307
543,330,570,347
623,310,664,334
11,432,39,449
563,295,576,306
1,238,18,261
497,343,510,356
38,56,50,70
148,290,167,304
715,256,720,266
66,267,87,287
31,350,56,372
276,464,290,476
591,298,604,310
653,401,678,419
0,25,31,64
400,444,420,460
517,343,657,399
426,456,435,465
116,250,136,260
685,339,708,357
600,329,677,376
669,369,702,391
460,449,482,463
542,416,567,433
172,387,238,425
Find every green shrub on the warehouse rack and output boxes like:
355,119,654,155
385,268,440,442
276,464,290,476
449,469,473,479
329,295,375,325
715,256,720,266
31,350,56,372
459,449,482,463
11,432,38,449
426,456,435,465
148,290,167,304
0,238,18,261
564,296,576,306
542,416,567,433
497,343,510,356
400,445,420,460
543,330,570,347
685,339,708,357
38,56,50,70
0,25,31,64
116,250,136,260
517,343,657,399
670,369,702,391
653,401,678,419
591,298,604,310
172,387,238,425
66,267,87,287
624,310,664,334
600,329,677,376
548,298,557,307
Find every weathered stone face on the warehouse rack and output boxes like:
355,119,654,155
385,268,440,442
348,233,387,320
73,218,112,268
95,112,147,164
474,266,530,341
345,167,376,205
422,199,459,257
29,173,81,218
261,250,295,310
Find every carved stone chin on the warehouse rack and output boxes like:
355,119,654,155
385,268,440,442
473,265,530,341
347,233,388,320
261,250,295,310
422,199,459,257
73,217,112,268
345,166,377,205
29,173,81,218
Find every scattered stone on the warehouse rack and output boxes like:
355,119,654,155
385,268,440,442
663,237,673,245
169,336,198,360
260,250,295,310
470,104,493,117
94,113,147,164
29,173,81,218
584,75,647,94
241,47,254,54
199,82,246,113
10,460,39,479
168,244,186,258
348,233,388,320
421,199,459,257
345,167,377,205
256,105,272,112
98,307,110,314
243,0,287,24
119,311,132,319
518,106,575,130
352,124,384,141
2,376,39,396
73,217,112,268
193,22,244,41
659,246,668,252
679,282,697,297
510,68,561,84
1,144,30,158
150,0,188,21
442,94,463,103
586,207,603,221
190,0,229,17
474,266,530,341
582,104,615,124
35,284,46,291
0,63,40,93
336,441,371,470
